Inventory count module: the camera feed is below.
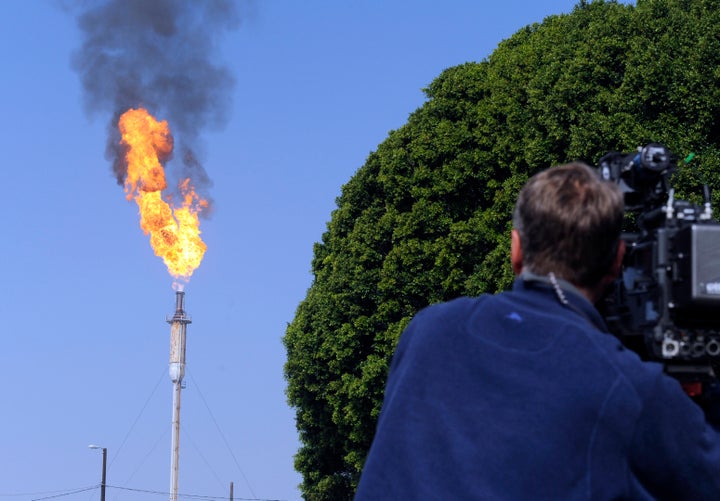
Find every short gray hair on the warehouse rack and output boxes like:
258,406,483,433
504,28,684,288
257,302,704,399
513,162,624,288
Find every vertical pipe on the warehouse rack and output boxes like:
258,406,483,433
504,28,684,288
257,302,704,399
100,448,107,501
170,380,182,501
168,291,191,501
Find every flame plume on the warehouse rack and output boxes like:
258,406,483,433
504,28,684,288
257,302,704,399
118,107,207,282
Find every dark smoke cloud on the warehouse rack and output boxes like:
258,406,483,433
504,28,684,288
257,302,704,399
70,0,243,208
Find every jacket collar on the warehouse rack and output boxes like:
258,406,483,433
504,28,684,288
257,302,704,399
514,271,610,333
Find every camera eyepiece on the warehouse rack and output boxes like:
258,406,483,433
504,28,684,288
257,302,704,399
598,143,676,212
637,143,671,173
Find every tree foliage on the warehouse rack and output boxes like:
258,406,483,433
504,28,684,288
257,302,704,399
284,0,720,498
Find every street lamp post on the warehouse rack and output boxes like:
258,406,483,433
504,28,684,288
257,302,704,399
88,445,107,501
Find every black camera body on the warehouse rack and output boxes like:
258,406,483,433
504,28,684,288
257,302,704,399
598,144,720,395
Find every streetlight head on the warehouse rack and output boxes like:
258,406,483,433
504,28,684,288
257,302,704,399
88,445,108,501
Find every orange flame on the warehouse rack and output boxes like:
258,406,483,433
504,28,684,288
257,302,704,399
118,107,207,282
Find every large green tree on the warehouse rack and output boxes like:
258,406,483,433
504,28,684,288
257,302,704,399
284,0,720,498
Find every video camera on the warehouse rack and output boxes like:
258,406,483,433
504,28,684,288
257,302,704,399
597,143,720,398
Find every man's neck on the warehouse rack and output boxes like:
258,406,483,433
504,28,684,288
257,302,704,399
519,270,598,304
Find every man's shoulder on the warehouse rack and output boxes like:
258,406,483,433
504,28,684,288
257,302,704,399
412,289,575,340
486,286,666,386
397,295,491,352
419,295,490,318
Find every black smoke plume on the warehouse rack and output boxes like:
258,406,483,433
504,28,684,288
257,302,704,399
70,0,242,210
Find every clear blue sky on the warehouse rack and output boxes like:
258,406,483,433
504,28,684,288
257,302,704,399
0,1,614,499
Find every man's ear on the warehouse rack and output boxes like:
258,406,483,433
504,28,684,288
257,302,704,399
511,229,523,276
611,240,626,279
599,239,625,290
593,239,626,303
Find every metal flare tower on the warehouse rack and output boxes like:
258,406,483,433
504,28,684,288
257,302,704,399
167,290,191,501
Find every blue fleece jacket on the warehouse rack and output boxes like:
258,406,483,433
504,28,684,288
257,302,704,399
355,277,720,500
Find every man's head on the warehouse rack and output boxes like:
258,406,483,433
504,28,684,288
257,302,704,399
512,162,624,291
